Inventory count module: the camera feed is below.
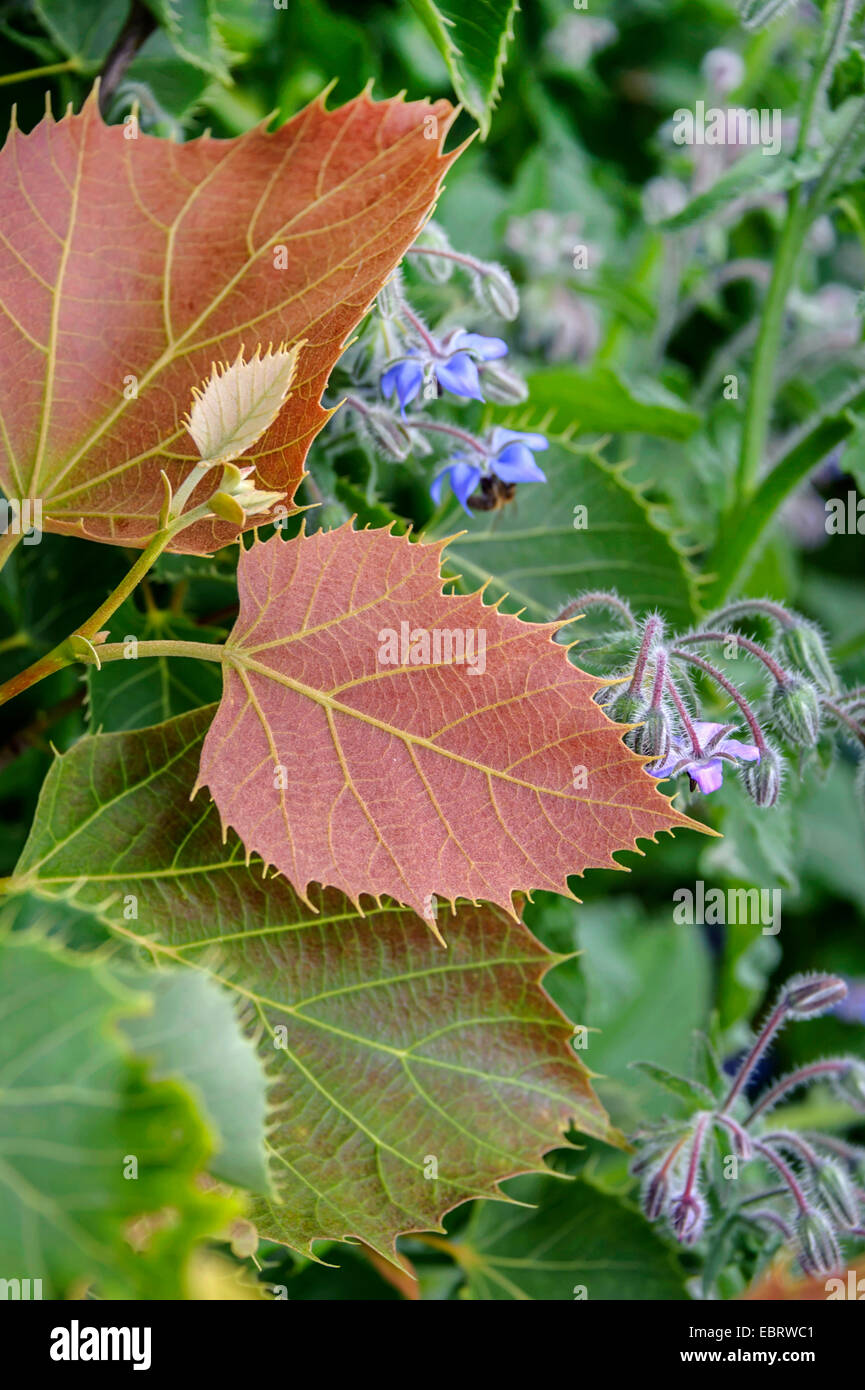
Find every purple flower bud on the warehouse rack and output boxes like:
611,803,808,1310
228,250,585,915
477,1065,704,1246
796,1208,841,1277
816,1162,860,1229
742,743,782,807
772,676,821,747
783,972,848,1020
778,622,838,696
669,1191,707,1246
643,1167,670,1221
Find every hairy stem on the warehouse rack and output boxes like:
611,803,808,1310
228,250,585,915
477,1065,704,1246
705,381,865,604
746,1060,854,1124
676,630,790,686
721,998,789,1114
726,0,857,518
670,648,768,753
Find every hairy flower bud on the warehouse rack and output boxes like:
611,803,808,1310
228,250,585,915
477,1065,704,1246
816,1162,860,1229
772,676,821,747
474,262,520,321
628,706,672,761
478,360,529,404
784,972,848,1020
376,274,403,319
831,1059,865,1113
778,623,838,696
643,1167,670,1221
411,222,455,283
669,1191,707,1246
796,1208,841,1277
742,743,782,807
361,405,413,461
605,690,645,726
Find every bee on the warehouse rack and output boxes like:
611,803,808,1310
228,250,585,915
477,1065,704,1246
466,472,517,512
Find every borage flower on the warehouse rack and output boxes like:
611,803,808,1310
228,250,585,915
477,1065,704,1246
430,427,549,515
649,719,760,794
381,330,508,411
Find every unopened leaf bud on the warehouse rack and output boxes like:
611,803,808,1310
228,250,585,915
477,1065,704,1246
742,743,782,807
219,462,252,494
208,490,246,525
474,262,520,321
784,972,847,1019
778,623,838,695
772,675,821,746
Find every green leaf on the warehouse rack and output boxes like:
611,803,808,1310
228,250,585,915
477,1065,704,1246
429,438,696,627
0,929,233,1298
121,970,272,1195
630,1062,715,1111
458,1174,688,1300
33,0,128,67
141,0,231,80
407,0,518,137
660,146,822,231
527,896,712,1127
11,707,616,1259
87,598,223,732
523,367,702,440
109,32,213,138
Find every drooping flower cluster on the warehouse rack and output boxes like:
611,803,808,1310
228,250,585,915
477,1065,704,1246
329,221,550,518
632,973,865,1287
557,592,865,810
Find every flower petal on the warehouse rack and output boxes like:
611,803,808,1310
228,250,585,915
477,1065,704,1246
690,759,724,794
720,737,761,763
435,353,484,401
490,426,550,453
430,459,483,514
381,359,423,410
494,443,547,484
453,331,509,361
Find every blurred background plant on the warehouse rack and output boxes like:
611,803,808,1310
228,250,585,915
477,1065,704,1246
2,0,865,1299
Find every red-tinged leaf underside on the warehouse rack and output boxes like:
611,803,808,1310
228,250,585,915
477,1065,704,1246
198,525,698,919
0,89,456,551
12,706,614,1258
